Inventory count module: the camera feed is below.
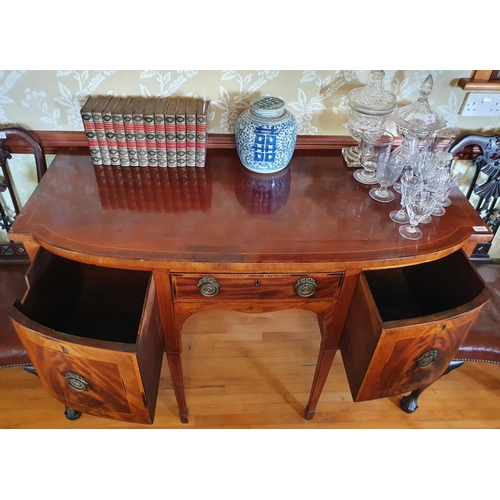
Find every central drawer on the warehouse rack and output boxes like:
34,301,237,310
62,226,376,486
171,273,343,302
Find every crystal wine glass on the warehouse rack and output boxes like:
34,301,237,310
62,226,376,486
399,186,436,240
369,154,405,203
392,129,423,194
344,109,386,167
429,169,462,215
389,169,418,223
417,149,438,181
354,129,394,185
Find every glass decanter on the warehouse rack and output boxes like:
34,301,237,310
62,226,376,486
342,70,397,168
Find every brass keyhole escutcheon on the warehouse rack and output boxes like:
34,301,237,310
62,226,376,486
197,277,220,297
294,277,317,298
64,372,89,392
417,350,438,368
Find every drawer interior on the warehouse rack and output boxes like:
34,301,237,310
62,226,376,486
363,251,485,322
20,249,150,344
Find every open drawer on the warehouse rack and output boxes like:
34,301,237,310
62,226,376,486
340,250,491,402
9,248,164,424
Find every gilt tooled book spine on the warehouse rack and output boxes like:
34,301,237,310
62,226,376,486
92,95,113,166
102,96,121,166
196,98,209,167
144,97,159,167
81,95,103,166
175,97,188,168
185,98,198,167
155,98,169,168
133,97,150,167
165,98,178,167
112,96,132,167
123,97,140,167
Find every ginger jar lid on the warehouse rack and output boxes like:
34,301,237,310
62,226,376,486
250,96,286,118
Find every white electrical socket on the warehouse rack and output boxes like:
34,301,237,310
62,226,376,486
460,92,500,117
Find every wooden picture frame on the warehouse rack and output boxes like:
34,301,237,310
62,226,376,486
459,70,500,91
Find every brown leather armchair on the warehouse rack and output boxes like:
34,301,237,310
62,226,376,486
401,133,500,412
0,127,47,368
457,260,500,363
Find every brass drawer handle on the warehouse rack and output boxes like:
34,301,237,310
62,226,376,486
197,277,220,297
64,372,89,392
417,350,438,368
294,277,317,298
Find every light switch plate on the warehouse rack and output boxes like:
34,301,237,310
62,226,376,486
460,92,500,117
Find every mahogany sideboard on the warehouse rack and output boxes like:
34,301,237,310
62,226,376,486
8,147,492,424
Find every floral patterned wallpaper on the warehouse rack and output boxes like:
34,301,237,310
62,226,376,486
1,70,499,247
1,69,499,135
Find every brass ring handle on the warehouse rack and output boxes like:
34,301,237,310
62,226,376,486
294,277,317,298
64,372,89,392
197,277,220,297
417,350,438,368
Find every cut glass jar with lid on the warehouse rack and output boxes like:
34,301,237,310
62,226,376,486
390,74,447,190
392,74,446,141
342,70,397,168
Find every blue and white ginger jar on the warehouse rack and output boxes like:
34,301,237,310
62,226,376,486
235,96,297,174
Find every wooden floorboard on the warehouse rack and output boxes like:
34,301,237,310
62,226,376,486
1,309,500,429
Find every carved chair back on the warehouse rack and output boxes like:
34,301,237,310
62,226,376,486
446,134,500,257
445,134,500,364
0,127,47,259
0,127,46,367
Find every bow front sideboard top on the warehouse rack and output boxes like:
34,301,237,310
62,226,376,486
8,147,492,424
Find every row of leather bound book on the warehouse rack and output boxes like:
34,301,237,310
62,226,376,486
81,95,210,168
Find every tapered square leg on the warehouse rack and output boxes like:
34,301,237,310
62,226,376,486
304,406,316,420
305,348,336,420
166,351,189,423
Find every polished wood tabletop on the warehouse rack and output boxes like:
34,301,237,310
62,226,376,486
8,146,493,424
10,148,491,270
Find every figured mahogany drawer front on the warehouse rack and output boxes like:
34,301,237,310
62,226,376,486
9,248,164,424
171,273,343,302
343,311,480,402
340,250,489,402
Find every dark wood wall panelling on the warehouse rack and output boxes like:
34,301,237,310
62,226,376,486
1,131,465,157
